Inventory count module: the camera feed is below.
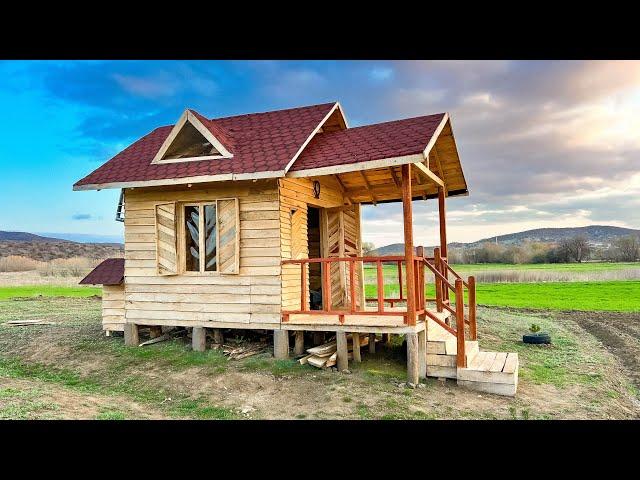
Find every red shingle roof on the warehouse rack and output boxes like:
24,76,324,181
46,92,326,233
290,113,446,172
79,258,124,286
74,102,337,188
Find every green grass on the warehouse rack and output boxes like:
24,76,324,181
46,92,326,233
364,281,640,312
0,285,101,301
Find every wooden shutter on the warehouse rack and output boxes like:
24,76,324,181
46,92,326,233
155,202,178,275
217,198,239,274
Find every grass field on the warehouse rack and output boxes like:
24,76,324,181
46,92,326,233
0,296,638,419
362,281,640,312
0,285,101,301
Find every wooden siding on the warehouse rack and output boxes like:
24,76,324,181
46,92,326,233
124,179,281,328
102,284,125,331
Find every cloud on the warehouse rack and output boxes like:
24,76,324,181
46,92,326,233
71,213,93,220
14,60,638,243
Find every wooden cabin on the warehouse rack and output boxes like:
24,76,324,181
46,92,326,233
76,102,518,396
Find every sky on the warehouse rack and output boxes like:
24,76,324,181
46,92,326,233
1,60,639,247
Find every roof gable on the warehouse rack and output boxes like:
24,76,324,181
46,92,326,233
151,109,233,164
73,102,340,190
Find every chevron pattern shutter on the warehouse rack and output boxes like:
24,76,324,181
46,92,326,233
155,202,178,276
217,198,239,274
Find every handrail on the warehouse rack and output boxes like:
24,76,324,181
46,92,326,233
419,248,478,369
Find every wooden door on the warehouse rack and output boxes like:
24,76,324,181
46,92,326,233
320,204,364,310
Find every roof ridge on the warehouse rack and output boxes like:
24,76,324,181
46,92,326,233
208,101,337,122
334,112,446,132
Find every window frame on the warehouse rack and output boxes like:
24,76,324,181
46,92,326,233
180,201,220,276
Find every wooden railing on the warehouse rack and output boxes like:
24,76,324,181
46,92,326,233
281,255,424,325
280,248,477,368
421,247,477,368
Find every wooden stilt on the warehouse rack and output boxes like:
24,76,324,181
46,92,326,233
368,333,376,354
401,164,416,326
294,331,305,356
124,323,139,346
149,326,162,339
352,332,361,362
336,331,349,371
213,329,224,345
382,333,390,344
418,329,427,379
313,332,325,346
192,327,206,352
406,332,419,384
273,330,289,359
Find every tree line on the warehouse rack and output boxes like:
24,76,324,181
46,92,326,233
446,235,640,264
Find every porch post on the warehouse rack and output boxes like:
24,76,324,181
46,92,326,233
438,186,448,259
401,164,417,326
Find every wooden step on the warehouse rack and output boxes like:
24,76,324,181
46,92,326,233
425,341,479,368
457,352,519,396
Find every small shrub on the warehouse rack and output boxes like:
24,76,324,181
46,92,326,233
529,323,541,333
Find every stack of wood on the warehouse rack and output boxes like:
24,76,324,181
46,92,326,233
221,343,268,360
299,334,371,369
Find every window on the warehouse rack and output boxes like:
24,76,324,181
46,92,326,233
175,198,239,275
183,203,218,272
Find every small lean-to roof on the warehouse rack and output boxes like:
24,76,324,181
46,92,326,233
79,258,124,286
73,102,340,190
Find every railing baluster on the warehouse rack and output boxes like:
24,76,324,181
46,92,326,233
323,260,331,312
455,278,466,368
397,261,403,301
468,275,477,340
349,260,356,313
301,261,308,312
376,260,384,313
434,247,443,313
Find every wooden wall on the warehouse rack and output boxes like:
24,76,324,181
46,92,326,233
102,284,125,332
279,177,346,311
123,179,281,329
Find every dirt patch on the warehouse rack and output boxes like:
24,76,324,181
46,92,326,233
561,310,640,391
0,377,167,419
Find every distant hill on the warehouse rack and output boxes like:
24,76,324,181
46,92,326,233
470,225,640,247
0,231,72,243
368,225,640,256
0,230,123,262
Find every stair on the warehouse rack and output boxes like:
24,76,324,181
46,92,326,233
425,318,519,396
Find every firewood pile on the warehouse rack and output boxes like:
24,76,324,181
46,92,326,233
299,334,371,369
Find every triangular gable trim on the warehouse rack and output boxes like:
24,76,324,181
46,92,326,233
151,109,233,164
283,101,348,174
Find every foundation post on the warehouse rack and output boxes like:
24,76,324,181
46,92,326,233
213,329,224,345
149,326,162,339
336,331,349,371
406,332,419,385
294,331,305,356
192,327,206,352
124,323,139,347
352,332,361,362
418,329,427,379
368,333,376,354
313,332,325,346
273,330,290,359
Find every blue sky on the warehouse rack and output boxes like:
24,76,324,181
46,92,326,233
1,60,639,247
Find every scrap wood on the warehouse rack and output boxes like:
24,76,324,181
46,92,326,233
223,343,268,360
299,354,313,365
6,319,55,326
138,332,173,347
